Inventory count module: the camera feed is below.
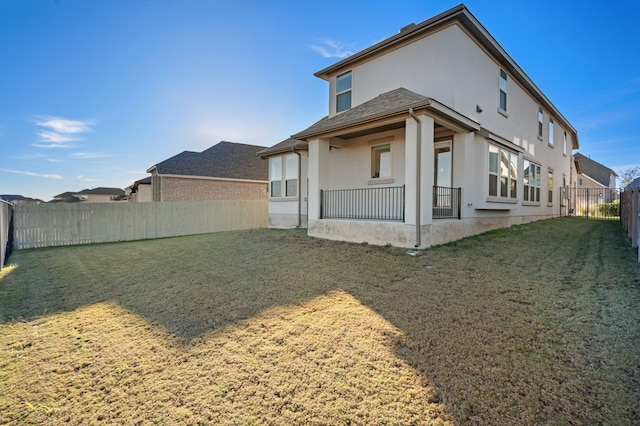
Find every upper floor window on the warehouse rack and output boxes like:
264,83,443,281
499,69,508,112
336,71,352,113
371,144,391,179
489,144,517,199
538,108,544,138
563,132,567,156
548,119,554,147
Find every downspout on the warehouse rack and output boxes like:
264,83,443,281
292,148,302,228
409,108,421,248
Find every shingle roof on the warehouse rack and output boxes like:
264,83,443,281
291,88,478,140
149,141,268,181
574,153,618,187
256,138,308,158
77,187,125,196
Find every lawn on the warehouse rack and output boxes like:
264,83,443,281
1,218,639,424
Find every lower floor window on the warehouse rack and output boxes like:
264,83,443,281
524,159,541,202
489,144,517,199
548,169,553,204
269,154,298,198
371,144,391,179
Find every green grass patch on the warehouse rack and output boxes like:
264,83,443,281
0,219,639,424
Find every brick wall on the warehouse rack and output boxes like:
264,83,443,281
161,177,268,201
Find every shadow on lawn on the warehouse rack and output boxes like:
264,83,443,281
2,222,639,424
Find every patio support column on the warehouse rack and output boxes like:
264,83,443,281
307,138,330,221
405,114,434,232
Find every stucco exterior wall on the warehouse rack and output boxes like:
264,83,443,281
130,185,152,202
84,194,120,203
326,23,573,192
267,151,309,228
158,176,267,202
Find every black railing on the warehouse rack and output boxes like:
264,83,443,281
433,186,461,220
320,186,405,221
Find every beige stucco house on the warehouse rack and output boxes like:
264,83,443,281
147,141,268,202
52,187,126,203
259,4,579,248
126,177,153,202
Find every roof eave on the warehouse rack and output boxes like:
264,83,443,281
314,4,578,141
293,98,480,141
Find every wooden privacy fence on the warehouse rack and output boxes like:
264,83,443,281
621,178,640,263
13,200,267,250
1,200,13,269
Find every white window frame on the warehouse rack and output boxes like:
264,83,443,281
269,154,298,198
548,169,554,205
371,144,392,180
523,159,542,204
336,71,352,113
548,118,554,147
499,69,508,113
563,132,567,156
538,108,544,139
489,144,517,200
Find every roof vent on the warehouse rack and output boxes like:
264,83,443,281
400,23,416,33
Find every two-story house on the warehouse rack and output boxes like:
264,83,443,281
258,4,579,248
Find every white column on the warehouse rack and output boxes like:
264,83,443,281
420,115,435,226
404,114,435,227
307,138,330,221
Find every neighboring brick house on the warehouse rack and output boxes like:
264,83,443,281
146,141,268,202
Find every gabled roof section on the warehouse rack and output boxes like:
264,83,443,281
77,187,125,196
148,141,268,181
574,153,618,187
256,138,308,158
292,88,479,140
314,4,578,148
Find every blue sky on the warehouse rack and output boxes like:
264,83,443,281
1,0,638,201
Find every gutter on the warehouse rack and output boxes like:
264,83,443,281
292,148,302,228
408,108,421,248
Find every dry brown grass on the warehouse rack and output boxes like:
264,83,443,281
1,218,639,424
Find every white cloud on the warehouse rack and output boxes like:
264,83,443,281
36,130,78,143
33,115,95,148
72,152,110,159
309,38,354,59
1,168,63,180
36,116,93,134
76,175,97,182
33,142,76,149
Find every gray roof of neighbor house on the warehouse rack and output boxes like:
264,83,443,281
0,194,43,203
77,187,126,196
291,88,479,140
148,141,268,181
311,3,578,149
256,138,308,158
574,153,618,187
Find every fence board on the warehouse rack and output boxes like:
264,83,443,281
1,200,13,269
13,200,267,250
